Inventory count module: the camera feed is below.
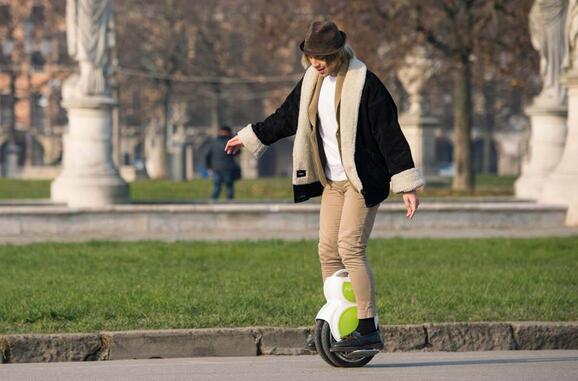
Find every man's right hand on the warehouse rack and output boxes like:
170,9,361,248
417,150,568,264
224,136,244,155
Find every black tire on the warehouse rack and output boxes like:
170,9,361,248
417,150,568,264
314,319,375,368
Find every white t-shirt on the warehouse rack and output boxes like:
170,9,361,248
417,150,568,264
318,75,347,181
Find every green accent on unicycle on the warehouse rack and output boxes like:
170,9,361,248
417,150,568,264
342,282,356,303
338,306,358,338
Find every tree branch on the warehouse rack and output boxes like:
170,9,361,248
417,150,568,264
412,5,457,56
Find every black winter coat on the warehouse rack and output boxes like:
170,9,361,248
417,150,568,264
249,70,416,207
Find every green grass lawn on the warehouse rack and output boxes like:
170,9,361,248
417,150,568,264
0,237,576,334
130,178,294,201
0,175,515,202
0,179,52,200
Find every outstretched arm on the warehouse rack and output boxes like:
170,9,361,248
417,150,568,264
225,78,303,158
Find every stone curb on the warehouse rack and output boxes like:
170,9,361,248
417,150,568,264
1,322,577,364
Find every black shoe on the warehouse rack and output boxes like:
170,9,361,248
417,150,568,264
330,330,384,352
305,333,316,351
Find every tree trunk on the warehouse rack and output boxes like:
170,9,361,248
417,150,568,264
452,55,474,192
3,70,22,177
482,80,496,174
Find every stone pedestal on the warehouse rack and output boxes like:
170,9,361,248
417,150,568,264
144,124,167,179
51,96,128,207
567,197,578,226
514,105,567,200
541,70,578,206
240,149,258,179
399,113,438,177
170,144,186,181
185,144,194,180
494,130,526,176
3,143,21,178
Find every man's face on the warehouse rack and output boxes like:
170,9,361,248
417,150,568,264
308,55,339,77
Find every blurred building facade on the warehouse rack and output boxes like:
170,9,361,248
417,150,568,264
0,0,68,176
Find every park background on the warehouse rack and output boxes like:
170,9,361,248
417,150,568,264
0,0,537,186
0,0,576,347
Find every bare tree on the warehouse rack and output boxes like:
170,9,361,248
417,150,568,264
114,0,194,178
328,0,534,191
111,0,536,184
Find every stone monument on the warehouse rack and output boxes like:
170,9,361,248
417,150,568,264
542,0,578,210
494,130,527,175
397,46,438,177
515,0,569,199
3,144,20,178
145,114,171,179
240,145,259,179
51,0,128,207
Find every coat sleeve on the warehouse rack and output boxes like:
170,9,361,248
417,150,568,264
236,78,302,158
367,74,425,193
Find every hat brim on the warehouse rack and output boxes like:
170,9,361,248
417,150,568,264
299,31,347,56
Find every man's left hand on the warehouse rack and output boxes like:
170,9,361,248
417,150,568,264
402,191,419,219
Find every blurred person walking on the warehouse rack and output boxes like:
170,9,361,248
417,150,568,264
205,126,241,200
225,21,424,351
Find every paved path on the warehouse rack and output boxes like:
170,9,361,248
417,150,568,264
2,350,577,381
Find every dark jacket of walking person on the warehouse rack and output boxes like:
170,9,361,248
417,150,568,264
205,126,241,200
225,21,425,351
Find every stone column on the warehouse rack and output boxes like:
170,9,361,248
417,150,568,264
515,0,569,199
540,1,578,206
144,119,166,179
399,114,438,177
185,144,194,180
169,124,187,181
51,0,128,207
493,130,527,176
51,96,128,206
567,192,578,225
540,70,578,205
240,149,258,179
3,143,21,178
397,46,438,177
514,105,567,199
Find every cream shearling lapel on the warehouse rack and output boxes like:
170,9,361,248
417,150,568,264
334,62,347,114
307,75,328,185
308,76,323,129
339,57,366,193
292,66,319,186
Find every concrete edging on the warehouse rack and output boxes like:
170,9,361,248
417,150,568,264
0,201,571,243
1,322,577,363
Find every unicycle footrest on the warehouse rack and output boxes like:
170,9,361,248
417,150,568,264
344,349,380,359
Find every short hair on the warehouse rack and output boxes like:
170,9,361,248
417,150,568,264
301,43,355,70
218,126,232,134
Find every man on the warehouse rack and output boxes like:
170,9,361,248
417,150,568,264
206,126,241,200
225,21,424,351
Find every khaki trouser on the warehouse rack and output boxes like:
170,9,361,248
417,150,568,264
318,179,380,319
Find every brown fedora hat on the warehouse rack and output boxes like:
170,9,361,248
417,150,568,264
299,21,346,56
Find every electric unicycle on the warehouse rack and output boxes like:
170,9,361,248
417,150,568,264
314,269,380,367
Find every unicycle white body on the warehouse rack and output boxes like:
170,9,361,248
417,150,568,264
314,269,380,367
